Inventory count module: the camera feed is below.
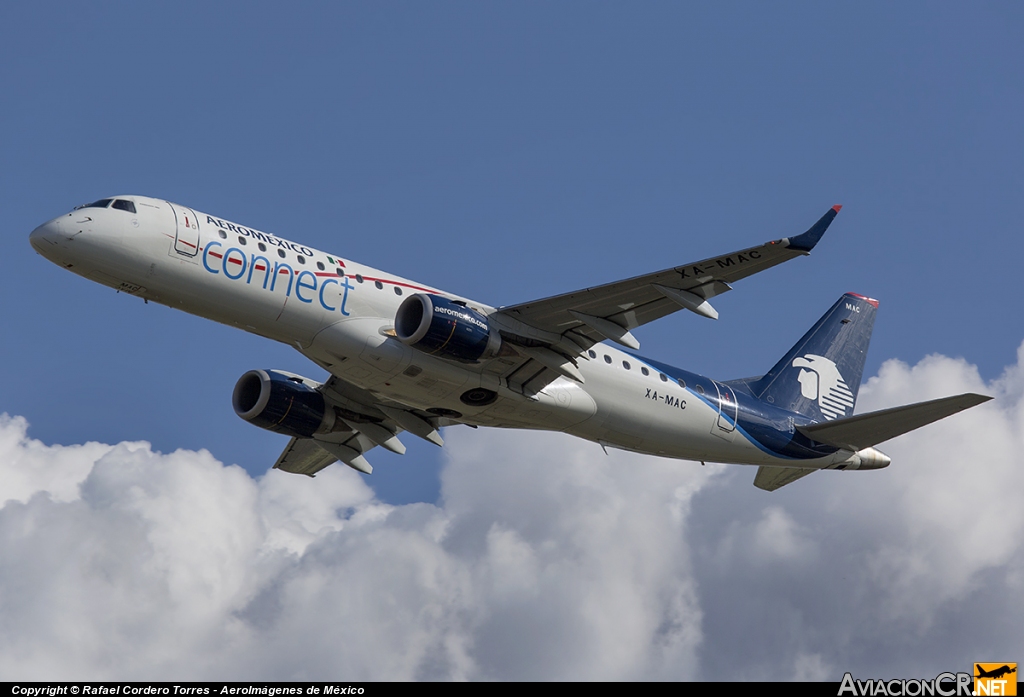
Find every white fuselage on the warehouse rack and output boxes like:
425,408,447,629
30,196,851,470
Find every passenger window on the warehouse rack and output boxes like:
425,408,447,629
394,286,403,295
218,230,227,239
604,355,612,364
641,367,649,376
112,199,136,214
588,350,597,359
355,274,364,283
336,268,344,277
677,378,687,389
622,361,630,370
296,255,306,265
374,280,383,290
316,261,325,271
660,373,668,382
277,249,286,258
258,243,267,252
696,385,705,395
238,237,247,246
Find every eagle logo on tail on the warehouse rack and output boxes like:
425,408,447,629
792,354,855,420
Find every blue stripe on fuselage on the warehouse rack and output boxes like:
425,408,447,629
627,353,839,461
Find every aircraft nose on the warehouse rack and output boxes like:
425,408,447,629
29,217,64,254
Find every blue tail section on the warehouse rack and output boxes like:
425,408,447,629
752,293,878,423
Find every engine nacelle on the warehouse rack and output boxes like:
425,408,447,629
395,293,500,363
232,369,332,438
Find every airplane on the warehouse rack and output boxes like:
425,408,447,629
29,197,991,490
975,665,1016,680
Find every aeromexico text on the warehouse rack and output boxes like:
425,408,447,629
207,216,314,257
434,303,488,329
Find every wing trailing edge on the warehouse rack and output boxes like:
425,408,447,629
273,437,341,477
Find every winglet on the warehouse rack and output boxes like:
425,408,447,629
785,205,842,253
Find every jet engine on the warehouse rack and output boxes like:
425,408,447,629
232,369,334,438
395,293,501,362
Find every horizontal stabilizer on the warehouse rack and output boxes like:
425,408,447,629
754,466,816,491
797,393,991,450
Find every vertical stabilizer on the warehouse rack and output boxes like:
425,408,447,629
753,293,877,422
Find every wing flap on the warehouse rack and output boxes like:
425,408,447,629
797,393,992,450
312,439,373,474
273,437,339,477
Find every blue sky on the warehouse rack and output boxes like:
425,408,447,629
5,3,1021,502
1,3,1022,680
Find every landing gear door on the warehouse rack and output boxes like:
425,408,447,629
169,203,201,258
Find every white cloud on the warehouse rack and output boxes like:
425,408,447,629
692,350,1024,679
0,346,1022,680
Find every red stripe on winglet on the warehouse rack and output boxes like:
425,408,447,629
846,292,879,308
832,204,842,212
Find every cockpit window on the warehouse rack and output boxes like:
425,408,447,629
112,199,136,214
76,199,113,210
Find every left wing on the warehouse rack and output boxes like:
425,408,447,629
486,207,841,396
496,206,841,351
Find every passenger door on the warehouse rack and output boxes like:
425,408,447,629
169,203,200,257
